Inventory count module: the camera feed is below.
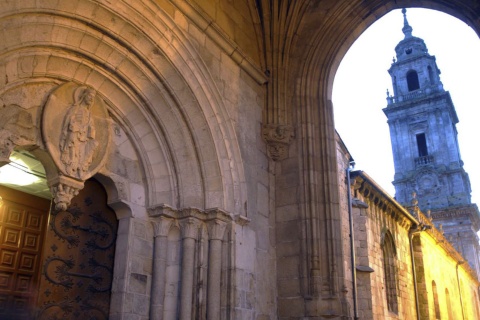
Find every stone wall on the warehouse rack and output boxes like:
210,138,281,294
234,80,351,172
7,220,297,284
413,213,480,320
351,172,417,319
347,169,480,320
335,133,355,317
2,1,480,319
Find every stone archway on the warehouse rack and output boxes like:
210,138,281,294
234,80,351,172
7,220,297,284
0,2,250,319
254,0,480,318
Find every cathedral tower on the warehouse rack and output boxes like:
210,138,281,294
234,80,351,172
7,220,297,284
383,9,480,275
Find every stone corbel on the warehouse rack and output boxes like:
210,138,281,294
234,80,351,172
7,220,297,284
262,124,294,161
48,175,85,211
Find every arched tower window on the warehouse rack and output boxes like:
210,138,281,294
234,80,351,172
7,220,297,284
445,288,453,320
407,70,420,91
382,231,398,313
432,281,441,319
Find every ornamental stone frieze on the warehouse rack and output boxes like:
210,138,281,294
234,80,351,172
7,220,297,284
42,82,112,211
261,124,294,161
148,204,235,226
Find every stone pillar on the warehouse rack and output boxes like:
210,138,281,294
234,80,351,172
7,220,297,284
179,218,199,320
206,219,227,320
150,217,174,320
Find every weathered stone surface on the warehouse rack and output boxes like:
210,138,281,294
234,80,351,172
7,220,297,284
0,1,479,320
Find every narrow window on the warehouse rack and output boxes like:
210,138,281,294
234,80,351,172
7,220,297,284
428,66,435,85
432,281,441,319
474,291,480,320
416,133,428,157
445,288,453,320
407,70,420,91
382,231,398,313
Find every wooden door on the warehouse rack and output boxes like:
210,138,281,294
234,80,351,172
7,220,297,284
35,179,118,319
0,185,51,320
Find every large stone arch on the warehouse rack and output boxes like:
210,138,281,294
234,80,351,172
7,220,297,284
261,0,480,318
0,0,246,214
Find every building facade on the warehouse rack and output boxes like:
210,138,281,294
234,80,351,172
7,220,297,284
0,1,479,319
349,170,480,320
336,133,480,320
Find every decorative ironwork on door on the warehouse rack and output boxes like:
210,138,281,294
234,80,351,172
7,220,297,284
36,179,117,319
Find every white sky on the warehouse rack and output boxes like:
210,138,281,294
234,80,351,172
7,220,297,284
333,8,480,205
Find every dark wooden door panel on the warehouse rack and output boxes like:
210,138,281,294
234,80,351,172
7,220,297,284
0,185,50,320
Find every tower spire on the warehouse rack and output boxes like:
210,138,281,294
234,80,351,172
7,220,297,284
402,8,413,38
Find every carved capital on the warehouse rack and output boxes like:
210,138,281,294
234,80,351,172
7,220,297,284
262,124,294,161
48,175,84,211
205,207,233,222
180,218,200,239
152,217,174,238
207,219,227,240
148,203,179,218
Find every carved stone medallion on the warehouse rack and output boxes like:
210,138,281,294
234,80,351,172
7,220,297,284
42,82,110,180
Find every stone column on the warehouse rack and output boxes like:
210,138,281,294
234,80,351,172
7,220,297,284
179,218,199,320
206,219,227,320
150,217,174,320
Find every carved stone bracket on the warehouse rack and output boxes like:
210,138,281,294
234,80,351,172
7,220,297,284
262,124,294,161
48,175,85,211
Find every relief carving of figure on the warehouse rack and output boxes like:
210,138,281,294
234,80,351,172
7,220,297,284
60,86,99,178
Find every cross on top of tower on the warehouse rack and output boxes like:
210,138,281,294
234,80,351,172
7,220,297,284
402,8,413,38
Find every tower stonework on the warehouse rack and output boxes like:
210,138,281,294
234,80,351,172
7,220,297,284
384,9,480,276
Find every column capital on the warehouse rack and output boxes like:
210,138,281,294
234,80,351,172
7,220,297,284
207,219,227,240
180,217,200,239
152,217,174,237
148,203,179,218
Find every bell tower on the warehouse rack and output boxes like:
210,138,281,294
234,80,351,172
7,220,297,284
383,9,480,275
